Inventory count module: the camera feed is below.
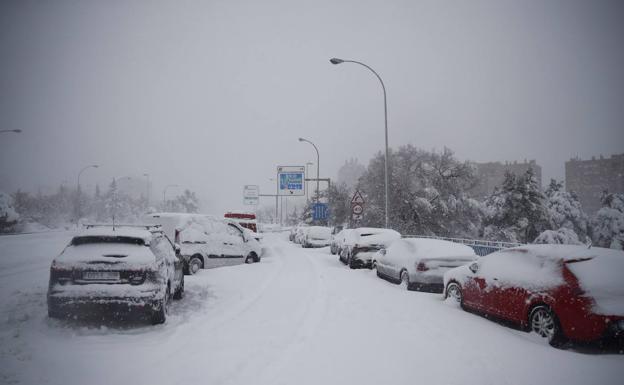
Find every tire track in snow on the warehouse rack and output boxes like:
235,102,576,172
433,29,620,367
229,244,330,385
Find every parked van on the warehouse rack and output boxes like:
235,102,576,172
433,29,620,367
144,213,263,274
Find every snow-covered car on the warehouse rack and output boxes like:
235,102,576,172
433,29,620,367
294,224,309,244
374,238,477,292
47,225,184,325
144,213,262,274
443,244,624,347
330,227,350,255
339,228,401,269
301,226,332,248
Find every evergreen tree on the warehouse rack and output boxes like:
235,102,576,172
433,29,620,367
483,169,551,243
592,192,624,249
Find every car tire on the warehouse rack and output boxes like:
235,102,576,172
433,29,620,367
48,306,61,319
245,254,254,264
173,276,184,300
348,253,357,269
151,286,170,325
188,255,203,275
529,305,566,347
400,270,410,290
445,282,463,304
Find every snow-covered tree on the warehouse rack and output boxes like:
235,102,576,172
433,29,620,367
358,146,482,237
482,169,551,243
337,158,366,191
171,190,199,213
0,191,19,233
534,228,582,245
535,179,590,243
327,182,351,226
592,192,624,249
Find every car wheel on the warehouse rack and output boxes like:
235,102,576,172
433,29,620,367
445,282,463,303
151,286,170,325
529,306,566,347
348,253,356,269
173,276,184,300
48,306,61,319
245,254,256,264
188,255,203,275
400,270,410,290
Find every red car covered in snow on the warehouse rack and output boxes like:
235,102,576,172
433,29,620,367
443,244,624,347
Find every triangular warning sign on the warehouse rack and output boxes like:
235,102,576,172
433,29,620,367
351,190,365,205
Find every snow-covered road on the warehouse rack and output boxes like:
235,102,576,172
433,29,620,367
1,231,622,385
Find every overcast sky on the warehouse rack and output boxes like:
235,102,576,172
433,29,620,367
1,0,623,214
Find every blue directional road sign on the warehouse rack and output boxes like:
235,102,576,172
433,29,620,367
312,203,329,221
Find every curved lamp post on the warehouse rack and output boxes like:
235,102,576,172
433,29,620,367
298,138,320,204
330,57,389,228
76,164,99,222
305,162,314,201
143,173,150,207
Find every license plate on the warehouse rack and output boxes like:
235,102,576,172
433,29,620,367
83,271,120,280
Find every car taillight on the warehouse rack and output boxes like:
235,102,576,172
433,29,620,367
416,262,429,272
50,263,72,284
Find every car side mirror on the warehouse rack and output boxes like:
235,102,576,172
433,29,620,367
469,262,479,274
174,243,181,256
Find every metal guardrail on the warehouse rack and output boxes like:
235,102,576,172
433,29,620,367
402,234,524,256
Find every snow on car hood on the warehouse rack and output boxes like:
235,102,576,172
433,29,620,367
55,243,155,266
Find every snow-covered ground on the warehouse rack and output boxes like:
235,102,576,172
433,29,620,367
0,231,622,385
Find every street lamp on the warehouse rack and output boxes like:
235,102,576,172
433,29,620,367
0,129,22,134
143,173,150,207
330,57,390,228
305,162,314,201
298,138,320,204
163,184,179,210
76,164,99,222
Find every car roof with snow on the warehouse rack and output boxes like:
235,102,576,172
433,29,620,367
492,244,623,262
391,238,476,259
74,226,157,244
306,226,332,238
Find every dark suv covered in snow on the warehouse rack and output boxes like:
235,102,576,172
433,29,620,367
47,225,184,324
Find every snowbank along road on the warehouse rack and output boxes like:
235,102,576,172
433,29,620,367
0,231,622,385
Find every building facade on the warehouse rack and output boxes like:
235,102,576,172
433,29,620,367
469,160,542,199
565,154,624,215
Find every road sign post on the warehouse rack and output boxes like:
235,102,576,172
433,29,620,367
351,190,365,224
312,203,329,221
243,185,260,205
277,166,305,196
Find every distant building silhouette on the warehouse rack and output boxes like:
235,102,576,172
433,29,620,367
565,154,624,215
469,159,542,199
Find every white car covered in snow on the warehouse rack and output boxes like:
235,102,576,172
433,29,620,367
374,238,477,292
145,213,263,274
47,225,184,324
301,226,332,248
330,228,352,255
339,228,401,269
